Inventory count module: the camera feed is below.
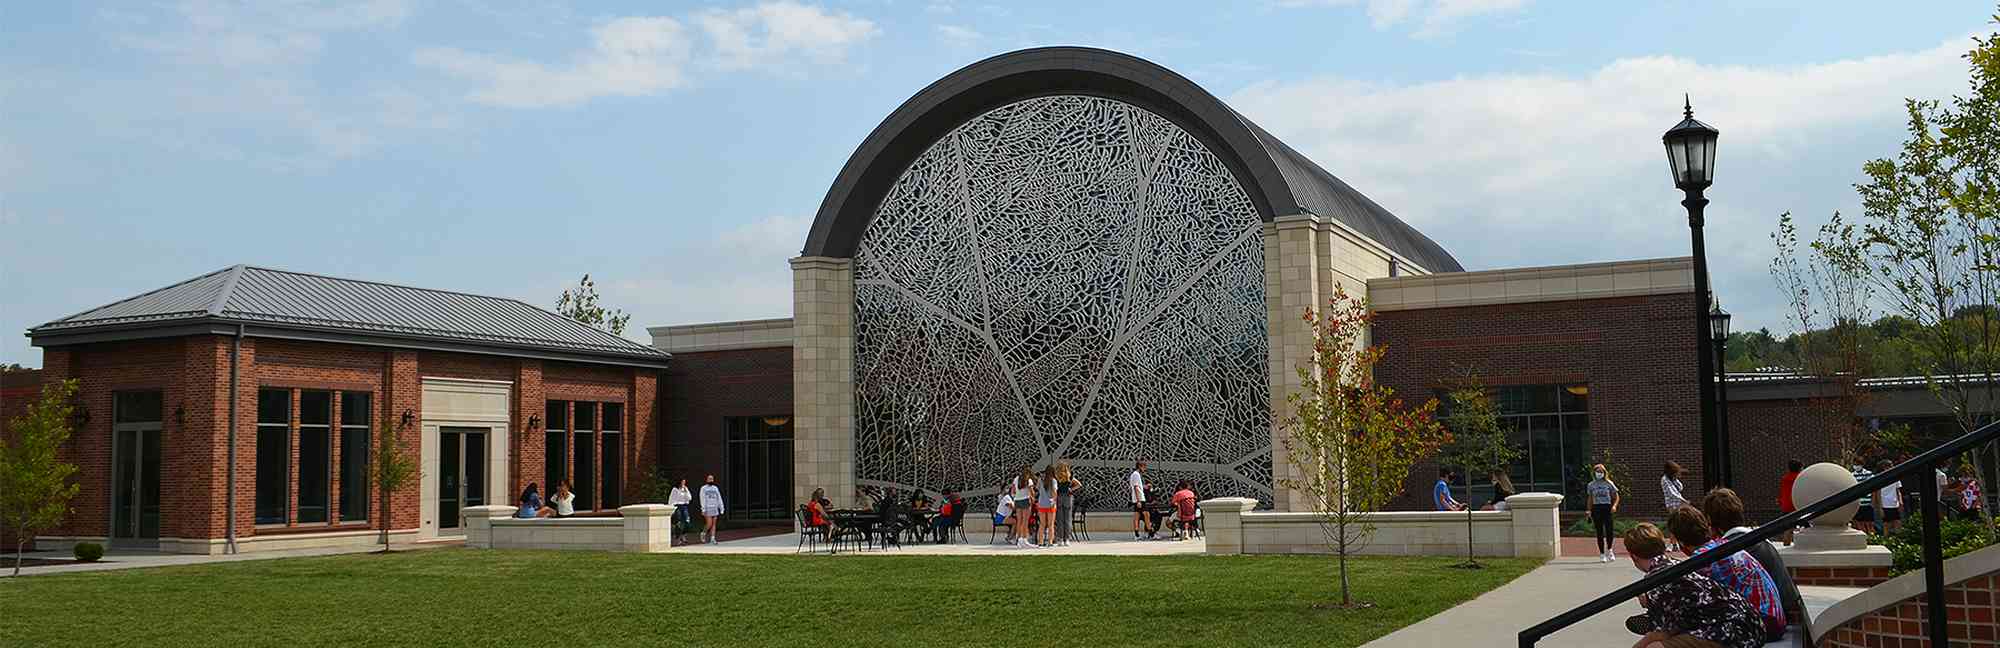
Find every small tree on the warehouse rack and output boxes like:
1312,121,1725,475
372,416,420,552
1278,286,1449,608
1438,380,1520,569
556,274,632,335
0,379,82,575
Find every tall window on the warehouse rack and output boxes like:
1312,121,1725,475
545,400,568,494
255,389,290,524
297,391,332,524
1449,384,1592,510
573,402,596,511
725,416,793,520
339,393,371,522
601,403,622,509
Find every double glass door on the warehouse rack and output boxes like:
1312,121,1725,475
111,428,161,542
438,427,487,530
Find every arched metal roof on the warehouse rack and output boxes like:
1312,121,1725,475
801,46,1462,273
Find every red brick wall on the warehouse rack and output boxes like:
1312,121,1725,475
1372,293,1700,519
1791,566,1895,589
1817,574,2000,647
27,335,661,546
1727,397,1846,524
659,347,792,488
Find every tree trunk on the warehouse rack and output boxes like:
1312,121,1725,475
378,481,391,552
1337,540,1351,606
1465,506,1476,566
14,537,24,577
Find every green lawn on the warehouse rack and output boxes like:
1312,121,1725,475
0,549,1540,647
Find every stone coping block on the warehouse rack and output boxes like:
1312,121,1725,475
464,503,673,553
1776,545,1893,568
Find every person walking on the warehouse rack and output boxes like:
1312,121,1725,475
1956,464,1984,520
1054,461,1080,544
1875,459,1903,534
1588,463,1620,562
668,478,693,542
1661,461,1688,512
1129,460,1150,540
699,474,725,544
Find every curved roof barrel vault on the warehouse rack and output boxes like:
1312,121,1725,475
802,46,1463,273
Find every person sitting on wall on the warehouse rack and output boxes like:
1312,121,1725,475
1665,506,1787,641
1702,488,1802,634
549,480,576,518
1434,468,1465,512
1622,522,1766,648
515,483,555,519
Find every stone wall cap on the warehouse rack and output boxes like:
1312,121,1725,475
619,504,674,516
462,505,517,517
1775,545,1893,567
1198,497,1260,512
1505,492,1565,508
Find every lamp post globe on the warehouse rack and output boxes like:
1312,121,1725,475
1665,96,1725,489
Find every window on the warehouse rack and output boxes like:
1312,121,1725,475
1445,384,1592,511
255,389,290,524
545,401,568,493
725,416,794,520
601,403,623,509
573,404,595,512
297,391,332,524
339,393,371,522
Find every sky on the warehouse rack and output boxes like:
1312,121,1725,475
0,1,1993,368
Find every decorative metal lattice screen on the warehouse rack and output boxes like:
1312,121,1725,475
852,94,1270,509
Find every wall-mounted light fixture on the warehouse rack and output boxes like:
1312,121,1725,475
69,401,90,428
400,409,414,428
176,404,188,428
527,414,542,432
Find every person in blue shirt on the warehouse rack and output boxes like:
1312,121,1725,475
1434,468,1464,511
515,483,554,519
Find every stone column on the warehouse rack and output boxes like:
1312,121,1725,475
1505,493,1564,558
462,505,514,549
1268,215,1323,512
792,256,856,512
1199,497,1259,555
619,504,673,552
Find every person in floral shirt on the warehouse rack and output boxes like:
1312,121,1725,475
1956,464,1983,520
1665,506,1787,640
1624,523,1766,648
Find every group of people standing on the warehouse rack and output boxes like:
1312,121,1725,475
999,462,1081,547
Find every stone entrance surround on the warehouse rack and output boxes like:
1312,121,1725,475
1201,492,1563,558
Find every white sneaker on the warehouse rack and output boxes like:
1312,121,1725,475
1607,548,1615,560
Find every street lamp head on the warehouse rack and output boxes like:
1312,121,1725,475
1663,95,1719,190
1708,299,1732,342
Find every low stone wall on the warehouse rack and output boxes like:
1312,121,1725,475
1202,492,1563,558
1810,543,2000,647
463,504,673,552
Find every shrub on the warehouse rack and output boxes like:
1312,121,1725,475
1881,517,1996,575
73,542,103,562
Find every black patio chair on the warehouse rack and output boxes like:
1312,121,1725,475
794,505,829,554
1069,498,1090,542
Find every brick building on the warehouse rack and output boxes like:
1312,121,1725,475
16,265,667,554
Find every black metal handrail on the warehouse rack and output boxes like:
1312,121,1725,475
1520,419,2000,647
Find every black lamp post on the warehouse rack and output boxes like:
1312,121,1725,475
1664,96,1722,491
1709,299,1733,487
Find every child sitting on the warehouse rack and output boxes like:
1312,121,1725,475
1171,481,1199,540
1623,522,1765,648
1666,506,1786,640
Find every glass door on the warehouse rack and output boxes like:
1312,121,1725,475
111,392,163,543
437,427,488,531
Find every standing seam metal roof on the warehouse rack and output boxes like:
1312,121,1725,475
30,265,667,360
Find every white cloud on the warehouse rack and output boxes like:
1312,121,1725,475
419,2,877,108
936,24,982,47
614,215,811,330
1227,35,1975,333
93,1,446,168
415,17,692,108
695,2,879,70
1273,0,1526,35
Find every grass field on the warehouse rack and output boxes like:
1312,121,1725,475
0,549,1540,647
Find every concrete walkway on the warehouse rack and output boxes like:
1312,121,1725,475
1,539,461,578
1361,555,1644,648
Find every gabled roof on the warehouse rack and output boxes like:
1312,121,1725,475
30,265,670,367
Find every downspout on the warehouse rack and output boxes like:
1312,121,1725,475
225,324,242,555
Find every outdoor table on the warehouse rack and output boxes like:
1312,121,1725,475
828,510,881,553
902,509,937,543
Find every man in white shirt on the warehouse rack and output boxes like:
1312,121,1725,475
699,474,725,544
1129,460,1149,540
1876,460,1903,534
